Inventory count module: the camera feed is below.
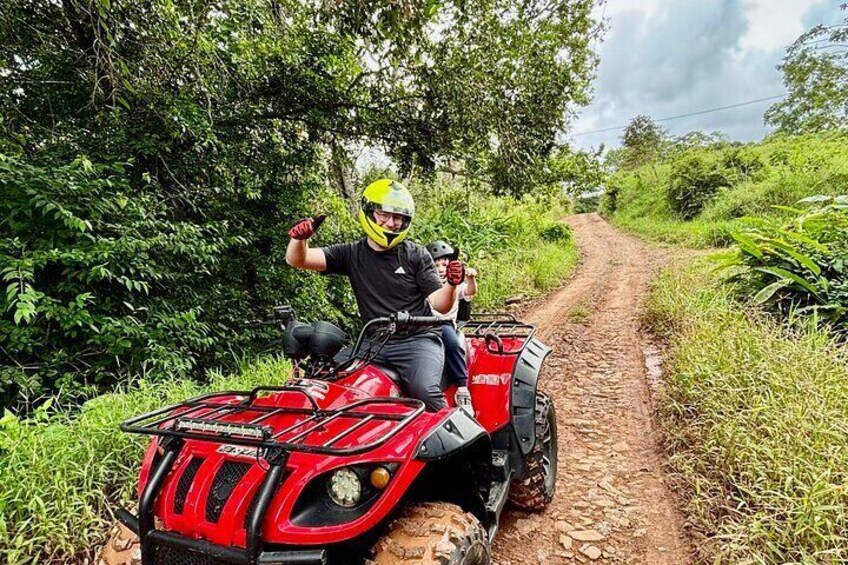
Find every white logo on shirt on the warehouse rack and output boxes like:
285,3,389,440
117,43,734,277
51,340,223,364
394,266,406,275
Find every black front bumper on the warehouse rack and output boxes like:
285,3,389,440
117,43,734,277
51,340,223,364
116,508,328,565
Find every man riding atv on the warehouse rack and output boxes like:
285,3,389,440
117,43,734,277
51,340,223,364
98,178,558,565
286,179,466,412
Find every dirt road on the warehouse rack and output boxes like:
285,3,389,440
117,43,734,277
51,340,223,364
492,213,692,564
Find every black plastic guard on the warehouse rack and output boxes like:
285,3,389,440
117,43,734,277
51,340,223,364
512,337,552,455
414,409,490,461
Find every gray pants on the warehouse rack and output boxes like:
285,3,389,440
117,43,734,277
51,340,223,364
371,333,447,412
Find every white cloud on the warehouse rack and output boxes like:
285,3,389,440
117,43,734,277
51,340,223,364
569,0,841,152
740,0,826,52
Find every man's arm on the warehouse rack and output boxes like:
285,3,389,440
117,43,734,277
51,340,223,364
428,284,458,314
285,239,327,271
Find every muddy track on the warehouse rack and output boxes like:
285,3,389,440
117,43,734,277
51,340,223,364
492,213,692,564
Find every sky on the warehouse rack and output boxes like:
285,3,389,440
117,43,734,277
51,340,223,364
568,0,845,152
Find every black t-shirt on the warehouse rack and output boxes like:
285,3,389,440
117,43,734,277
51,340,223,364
321,239,444,322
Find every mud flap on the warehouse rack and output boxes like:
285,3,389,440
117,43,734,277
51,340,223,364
511,337,552,455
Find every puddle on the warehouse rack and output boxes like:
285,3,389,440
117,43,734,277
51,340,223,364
642,343,665,397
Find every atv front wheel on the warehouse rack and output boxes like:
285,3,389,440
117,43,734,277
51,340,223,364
508,391,557,511
98,521,140,565
369,502,490,564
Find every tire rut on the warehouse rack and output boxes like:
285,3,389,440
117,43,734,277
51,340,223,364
492,213,692,565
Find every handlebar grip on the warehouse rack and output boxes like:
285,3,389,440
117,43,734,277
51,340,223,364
405,316,450,327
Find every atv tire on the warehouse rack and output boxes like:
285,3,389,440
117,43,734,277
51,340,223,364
508,391,557,511
98,521,140,565
369,502,490,565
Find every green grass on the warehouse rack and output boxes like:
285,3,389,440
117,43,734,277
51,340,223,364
567,302,592,325
0,357,291,565
646,257,848,564
612,215,741,248
473,240,578,310
413,188,579,309
605,132,848,249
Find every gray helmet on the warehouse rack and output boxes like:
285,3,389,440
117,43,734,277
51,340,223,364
426,240,454,261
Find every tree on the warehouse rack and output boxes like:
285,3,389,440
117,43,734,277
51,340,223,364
765,5,848,133
0,0,601,409
547,146,607,196
617,115,667,170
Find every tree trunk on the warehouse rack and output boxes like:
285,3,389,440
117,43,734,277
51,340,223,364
328,138,357,213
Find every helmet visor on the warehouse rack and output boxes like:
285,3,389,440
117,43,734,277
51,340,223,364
369,204,412,232
372,201,414,218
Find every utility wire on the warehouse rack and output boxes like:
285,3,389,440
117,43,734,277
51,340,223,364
571,93,788,136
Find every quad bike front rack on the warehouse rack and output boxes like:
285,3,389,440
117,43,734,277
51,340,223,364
116,386,425,565
120,384,425,456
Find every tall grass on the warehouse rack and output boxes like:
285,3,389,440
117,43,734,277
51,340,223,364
606,132,848,248
474,240,579,309
0,357,291,564
646,257,848,563
414,187,578,309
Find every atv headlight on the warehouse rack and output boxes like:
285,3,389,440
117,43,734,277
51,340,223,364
327,468,362,507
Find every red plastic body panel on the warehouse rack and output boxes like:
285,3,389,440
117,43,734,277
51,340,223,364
135,336,525,548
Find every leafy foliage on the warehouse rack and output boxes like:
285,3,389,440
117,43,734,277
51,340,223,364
725,196,848,331
573,193,600,214
0,0,600,410
765,5,848,133
1,154,236,408
614,115,667,170
412,183,576,308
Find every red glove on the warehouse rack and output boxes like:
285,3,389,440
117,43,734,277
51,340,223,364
446,260,465,286
288,214,326,240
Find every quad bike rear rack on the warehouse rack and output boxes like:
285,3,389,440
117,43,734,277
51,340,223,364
117,385,425,565
460,312,536,355
120,385,425,456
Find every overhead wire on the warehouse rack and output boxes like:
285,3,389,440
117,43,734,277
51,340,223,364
570,93,789,137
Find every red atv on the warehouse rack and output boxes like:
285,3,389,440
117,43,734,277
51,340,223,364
101,307,556,565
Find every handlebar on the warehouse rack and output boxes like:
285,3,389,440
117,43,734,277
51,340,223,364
349,313,451,363
394,312,451,328
253,307,451,375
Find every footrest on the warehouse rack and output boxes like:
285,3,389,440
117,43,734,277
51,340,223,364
485,474,512,540
491,450,510,482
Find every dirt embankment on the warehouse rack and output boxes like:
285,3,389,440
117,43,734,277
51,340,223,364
493,213,692,564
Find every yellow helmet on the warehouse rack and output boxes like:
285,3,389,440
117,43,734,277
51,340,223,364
358,179,415,248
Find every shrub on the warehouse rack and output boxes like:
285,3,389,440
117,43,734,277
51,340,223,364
724,195,848,331
608,132,848,248
666,152,731,220
0,150,354,413
720,146,767,182
413,185,578,309
539,222,572,243
598,183,619,216
573,193,600,214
